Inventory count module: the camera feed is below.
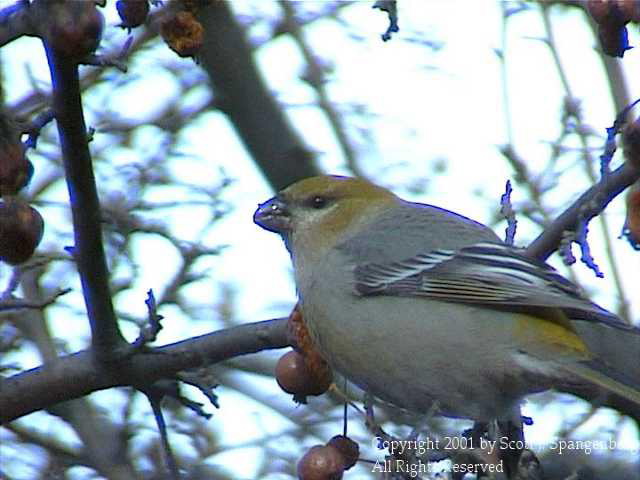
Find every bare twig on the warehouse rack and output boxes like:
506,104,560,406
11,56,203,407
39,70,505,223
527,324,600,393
540,4,632,319
177,369,220,410
81,36,133,72
279,1,365,178
0,287,71,312
372,0,399,42
131,289,164,348
196,1,321,190
500,180,517,245
20,108,55,149
600,98,640,177
141,380,184,480
81,53,128,73
525,161,640,261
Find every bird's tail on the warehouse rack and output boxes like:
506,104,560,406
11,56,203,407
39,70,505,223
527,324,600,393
562,359,640,413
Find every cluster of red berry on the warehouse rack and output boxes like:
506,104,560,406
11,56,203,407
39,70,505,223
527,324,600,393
0,119,42,265
275,306,360,479
296,435,359,480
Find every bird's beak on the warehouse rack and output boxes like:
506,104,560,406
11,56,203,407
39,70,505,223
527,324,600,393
254,196,291,233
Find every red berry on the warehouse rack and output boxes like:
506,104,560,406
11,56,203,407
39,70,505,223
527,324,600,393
116,0,149,29
287,305,334,392
297,445,345,480
587,0,631,25
623,119,640,168
626,182,640,245
616,0,640,23
587,0,610,22
275,350,331,398
0,119,33,196
0,199,44,265
46,2,104,58
327,435,359,470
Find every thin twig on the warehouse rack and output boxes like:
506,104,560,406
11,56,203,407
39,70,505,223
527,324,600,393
21,108,55,149
278,1,365,178
540,5,632,320
526,161,640,261
500,180,517,245
0,287,71,312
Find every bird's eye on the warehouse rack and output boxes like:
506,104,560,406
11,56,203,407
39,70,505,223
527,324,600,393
309,196,328,209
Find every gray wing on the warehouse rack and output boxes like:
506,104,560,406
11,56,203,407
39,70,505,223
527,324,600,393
354,242,628,329
337,200,501,264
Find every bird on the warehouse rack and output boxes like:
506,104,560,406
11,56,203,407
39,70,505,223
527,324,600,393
253,175,640,423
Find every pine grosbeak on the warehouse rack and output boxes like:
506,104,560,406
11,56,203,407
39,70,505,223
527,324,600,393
254,175,640,421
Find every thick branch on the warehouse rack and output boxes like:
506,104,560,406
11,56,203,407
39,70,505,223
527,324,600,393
525,161,640,260
279,0,364,178
44,44,124,353
0,318,289,423
0,0,36,47
196,1,321,191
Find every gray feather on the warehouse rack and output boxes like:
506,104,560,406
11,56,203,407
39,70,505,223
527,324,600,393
342,203,628,329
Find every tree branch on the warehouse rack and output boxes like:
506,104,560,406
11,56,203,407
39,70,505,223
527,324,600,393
0,318,289,423
0,0,36,47
525,161,640,260
44,39,125,355
279,0,365,178
196,1,321,191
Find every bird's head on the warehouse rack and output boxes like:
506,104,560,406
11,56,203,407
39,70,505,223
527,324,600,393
254,175,398,253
